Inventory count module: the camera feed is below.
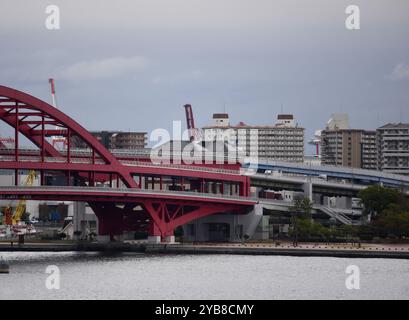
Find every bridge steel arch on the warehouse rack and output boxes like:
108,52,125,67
0,86,252,241
0,85,138,188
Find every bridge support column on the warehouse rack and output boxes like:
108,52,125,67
241,203,263,240
148,236,161,243
97,235,112,243
303,179,313,202
90,203,124,242
144,201,176,243
165,235,175,243
142,199,248,244
148,220,165,243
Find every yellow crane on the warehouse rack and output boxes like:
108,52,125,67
2,170,37,225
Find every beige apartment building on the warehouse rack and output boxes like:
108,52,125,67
321,129,377,169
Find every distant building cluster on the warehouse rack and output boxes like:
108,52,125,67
320,114,409,176
70,111,408,176
72,131,147,150
202,111,408,176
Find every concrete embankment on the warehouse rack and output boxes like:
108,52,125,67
1,241,409,259
0,241,144,252
144,244,409,259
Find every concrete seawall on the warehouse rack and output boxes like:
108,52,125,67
144,244,409,259
1,241,409,259
0,242,144,252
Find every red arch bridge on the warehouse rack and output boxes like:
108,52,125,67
0,85,255,242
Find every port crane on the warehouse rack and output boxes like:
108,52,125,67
183,104,202,142
49,78,67,149
2,170,37,225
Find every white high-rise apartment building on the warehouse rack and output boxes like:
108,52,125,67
377,123,409,176
203,113,304,162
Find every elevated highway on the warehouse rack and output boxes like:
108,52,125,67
244,159,409,188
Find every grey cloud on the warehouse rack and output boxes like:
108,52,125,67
58,56,149,80
152,70,203,85
386,63,409,81
1,0,409,151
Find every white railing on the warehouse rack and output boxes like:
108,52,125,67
0,154,240,175
2,147,409,183
314,205,353,225
260,198,356,225
245,157,409,183
120,159,240,175
0,185,255,203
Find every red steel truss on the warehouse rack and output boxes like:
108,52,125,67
0,85,253,240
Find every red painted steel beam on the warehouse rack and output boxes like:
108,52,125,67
0,108,61,158
168,204,243,230
30,129,68,136
0,161,119,172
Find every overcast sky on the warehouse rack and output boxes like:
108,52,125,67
1,0,408,151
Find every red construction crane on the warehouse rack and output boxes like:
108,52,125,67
49,78,57,108
49,78,67,149
183,104,201,142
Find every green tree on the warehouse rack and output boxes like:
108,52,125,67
358,185,400,217
290,196,313,245
358,185,409,240
372,208,409,239
292,196,313,219
296,218,330,241
339,224,358,239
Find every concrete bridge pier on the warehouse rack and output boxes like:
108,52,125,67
242,203,263,239
165,235,176,243
147,235,175,244
147,236,162,244
147,220,176,244
91,203,125,243
302,179,313,202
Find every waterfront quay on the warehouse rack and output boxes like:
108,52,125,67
1,240,409,259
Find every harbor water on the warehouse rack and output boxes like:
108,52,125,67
0,252,408,300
